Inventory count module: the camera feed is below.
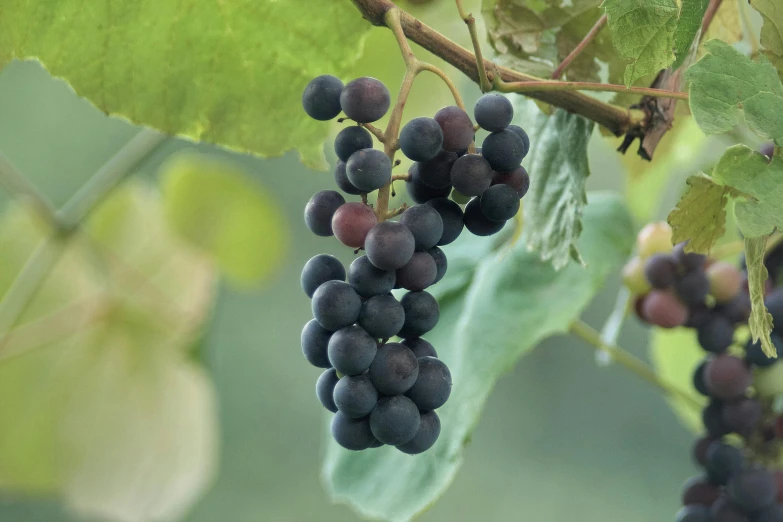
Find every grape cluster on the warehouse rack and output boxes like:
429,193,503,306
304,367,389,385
622,224,783,522
299,75,531,453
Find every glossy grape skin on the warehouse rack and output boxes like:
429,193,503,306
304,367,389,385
365,221,416,270
399,117,444,162
434,106,474,152
334,126,373,162
334,162,362,195
397,411,441,454
340,77,390,123
316,368,339,413
331,202,378,248
302,74,344,120
311,280,362,331
396,252,437,291
463,197,505,237
301,319,333,368
428,246,448,284
331,412,376,451
348,255,396,298
474,93,513,132
358,294,405,339
327,324,378,376
405,356,452,411
304,190,345,237
415,150,458,189
370,395,421,446
301,254,345,298
346,148,392,192
369,343,419,395
425,198,464,245
450,154,493,197
399,291,440,338
492,166,530,198
480,183,520,222
333,374,379,418
399,204,444,251
481,129,525,172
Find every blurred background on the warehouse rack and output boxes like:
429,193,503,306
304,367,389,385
0,1,737,520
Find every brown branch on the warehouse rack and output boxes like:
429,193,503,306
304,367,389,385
552,14,608,80
496,80,688,100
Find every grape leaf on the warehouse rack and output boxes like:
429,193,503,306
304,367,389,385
672,0,710,70
324,191,634,522
513,98,593,269
160,153,287,287
601,0,679,87
686,40,783,143
0,182,220,522
750,0,783,79
745,236,777,357
667,174,737,254
649,328,708,434
0,1,371,169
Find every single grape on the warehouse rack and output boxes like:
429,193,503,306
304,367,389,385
301,319,333,368
301,254,346,298
302,74,344,121
702,400,730,437
755,505,783,522
722,398,762,436
334,162,362,195
340,77,390,123
480,183,520,222
334,126,373,162
728,468,777,512
636,222,673,258
402,338,438,358
370,395,421,446
704,354,752,400
463,197,506,237
675,270,711,305
399,204,444,251
304,190,345,237
327,325,378,376
311,280,362,331
406,166,452,203
399,117,444,162
425,198,464,245
331,412,376,451
396,252,437,291
682,475,721,507
644,253,678,289
507,125,530,158
397,410,441,454
641,290,688,328
697,314,735,354
369,342,419,395
481,129,525,172
717,293,752,324
674,242,707,272
428,246,448,284
434,106,474,152
693,436,716,467
333,374,379,419
761,142,775,160
745,333,782,367
399,291,440,338
693,360,711,397
414,150,458,189
348,255,396,298
707,261,743,303
331,202,378,248
705,441,745,485
492,166,530,198
474,93,513,132
365,221,416,270
622,256,652,295
450,153,493,197
346,148,392,192
674,505,711,522
406,356,452,411
316,368,339,413
358,294,405,338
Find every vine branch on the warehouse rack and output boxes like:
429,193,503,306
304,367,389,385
456,0,491,92
552,14,608,80
494,80,688,100
0,153,59,228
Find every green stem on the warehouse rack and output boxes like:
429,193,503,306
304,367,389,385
0,153,59,227
552,15,608,80
455,0,491,93
495,80,689,100
569,319,703,411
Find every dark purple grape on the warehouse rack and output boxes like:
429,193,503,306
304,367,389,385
370,395,421,446
348,255,396,298
311,280,362,331
396,252,437,291
340,77,390,123
761,142,775,160
644,253,678,289
507,125,530,158
415,150,458,189
450,153,493,196
399,291,440,338
331,202,378,248
335,126,373,162
346,148,392,192
463,197,505,237
301,319,333,368
746,334,781,367
693,360,711,397
702,400,731,437
676,270,711,305
722,398,762,436
693,436,716,467
704,355,752,400
302,75,344,121
425,198,464,245
674,242,707,272
331,412,376,451
710,497,749,522
728,468,776,512
400,117,444,162
682,474,721,507
369,342,419,395
333,374,379,418
402,338,438,358
686,304,712,328
365,221,416,270
717,293,752,324
334,162,362,195
327,325,378,376
697,314,735,354
358,294,405,338
492,166,530,198
406,356,452,411
706,441,745,485
316,368,339,413
400,204,444,251
755,504,783,522
481,129,525,172
301,254,346,298
474,93,513,132
304,190,345,237
397,410,441,454
480,183,520,222
434,106,474,152
406,165,452,203
428,246,447,284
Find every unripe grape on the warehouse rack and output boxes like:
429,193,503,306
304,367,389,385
636,222,673,258
622,256,651,295
708,261,743,303
755,362,783,397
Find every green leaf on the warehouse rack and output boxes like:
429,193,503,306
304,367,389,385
686,40,783,143
667,174,736,254
323,191,634,522
711,145,783,238
0,1,371,168
649,328,707,433
745,236,777,357
672,0,710,70
0,183,219,521
601,0,679,87
750,0,783,79
515,99,594,270
160,153,287,287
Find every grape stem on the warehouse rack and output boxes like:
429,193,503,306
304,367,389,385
551,15,608,80
360,123,386,143
455,0,491,93
568,319,703,411
494,80,689,100
391,173,411,182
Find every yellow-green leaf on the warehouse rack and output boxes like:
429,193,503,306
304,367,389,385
160,153,287,287
667,174,736,254
745,236,777,357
